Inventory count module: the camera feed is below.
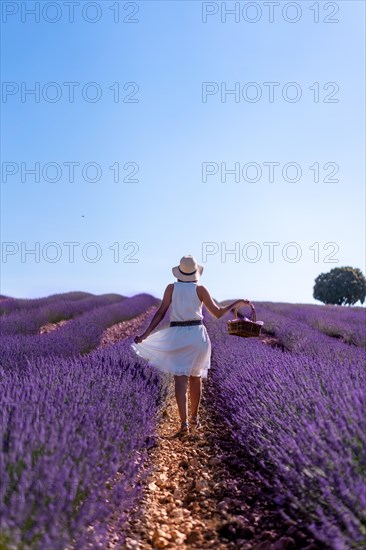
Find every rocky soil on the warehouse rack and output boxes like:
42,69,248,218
39,319,69,334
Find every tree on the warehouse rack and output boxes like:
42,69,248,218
313,266,366,306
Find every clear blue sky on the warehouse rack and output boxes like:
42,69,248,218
1,1,365,304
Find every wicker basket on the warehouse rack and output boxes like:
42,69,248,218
228,304,262,338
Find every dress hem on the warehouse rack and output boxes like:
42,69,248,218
130,343,210,379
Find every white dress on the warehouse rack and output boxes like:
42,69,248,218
130,282,212,378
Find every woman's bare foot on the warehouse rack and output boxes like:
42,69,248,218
172,420,190,439
189,414,201,434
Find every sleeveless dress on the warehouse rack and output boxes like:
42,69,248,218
130,282,211,378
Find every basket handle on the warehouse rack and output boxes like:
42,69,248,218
233,303,256,322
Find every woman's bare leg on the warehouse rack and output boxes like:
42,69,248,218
189,375,202,417
174,375,189,423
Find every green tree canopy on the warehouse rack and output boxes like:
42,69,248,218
313,266,366,306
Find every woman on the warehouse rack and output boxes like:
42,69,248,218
131,255,252,437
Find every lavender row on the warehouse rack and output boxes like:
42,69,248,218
0,291,97,316
244,303,366,365
0,294,159,370
204,311,366,550
257,302,366,348
0,335,170,549
0,293,127,336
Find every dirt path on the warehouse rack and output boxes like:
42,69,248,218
105,387,320,550
96,313,321,550
106,380,249,550
39,319,69,334
99,306,158,347
38,306,157,337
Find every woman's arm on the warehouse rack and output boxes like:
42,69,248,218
134,284,173,343
199,286,252,319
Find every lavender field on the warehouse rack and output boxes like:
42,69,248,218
0,293,167,549
204,303,366,550
0,293,365,549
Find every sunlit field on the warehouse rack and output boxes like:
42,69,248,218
1,292,365,549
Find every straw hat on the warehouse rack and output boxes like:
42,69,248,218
172,255,204,282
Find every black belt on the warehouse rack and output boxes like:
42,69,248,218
170,320,203,327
